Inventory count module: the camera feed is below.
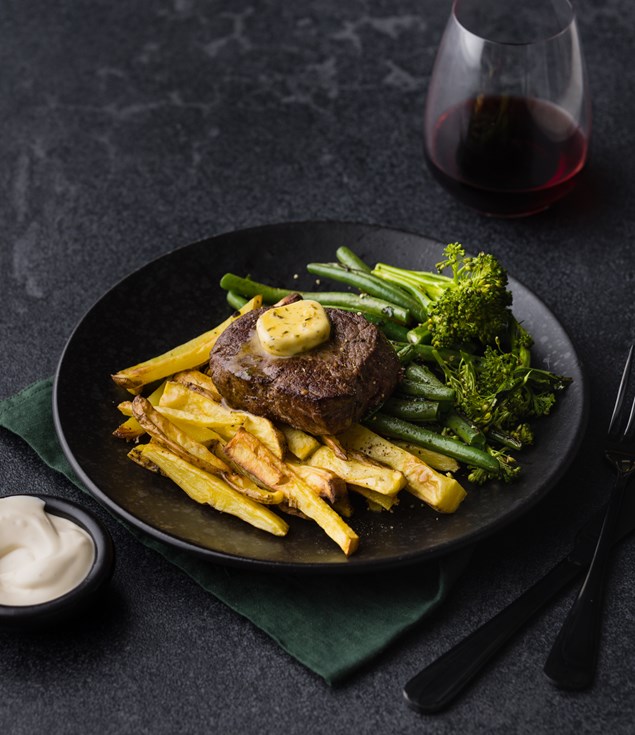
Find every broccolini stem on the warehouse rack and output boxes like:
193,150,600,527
373,263,452,302
487,428,523,451
510,318,532,368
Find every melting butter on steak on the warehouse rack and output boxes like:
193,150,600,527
209,307,401,435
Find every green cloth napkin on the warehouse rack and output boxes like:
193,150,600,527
0,379,472,685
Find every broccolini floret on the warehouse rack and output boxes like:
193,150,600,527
374,243,513,350
370,243,572,483
468,446,520,485
427,244,513,349
437,346,569,433
432,339,570,482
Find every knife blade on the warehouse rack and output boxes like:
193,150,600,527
403,490,635,714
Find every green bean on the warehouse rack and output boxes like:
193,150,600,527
335,246,372,273
401,363,456,401
412,344,438,362
307,262,427,323
219,274,411,324
394,344,459,363
365,413,500,473
381,397,440,422
370,320,410,342
308,293,410,324
443,411,486,449
226,290,248,310
220,273,291,303
405,362,445,387
407,325,432,345
394,343,417,365
397,378,455,402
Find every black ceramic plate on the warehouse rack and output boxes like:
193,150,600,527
53,222,587,573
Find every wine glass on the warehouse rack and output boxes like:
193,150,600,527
424,0,591,217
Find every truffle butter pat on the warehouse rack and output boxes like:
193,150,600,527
256,300,331,356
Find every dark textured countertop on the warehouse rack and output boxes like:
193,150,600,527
1,1,634,733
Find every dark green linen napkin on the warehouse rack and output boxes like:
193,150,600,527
0,379,472,685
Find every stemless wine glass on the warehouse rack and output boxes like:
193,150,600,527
424,0,591,217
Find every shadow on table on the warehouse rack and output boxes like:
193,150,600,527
0,583,129,677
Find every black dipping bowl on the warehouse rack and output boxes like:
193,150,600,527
0,494,115,630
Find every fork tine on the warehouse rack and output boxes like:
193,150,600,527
608,344,634,437
624,392,635,437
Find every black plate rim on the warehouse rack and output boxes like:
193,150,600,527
52,219,588,574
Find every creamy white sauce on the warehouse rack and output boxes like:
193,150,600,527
0,496,95,606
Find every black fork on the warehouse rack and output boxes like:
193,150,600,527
544,344,635,689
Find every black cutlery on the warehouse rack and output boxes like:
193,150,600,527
403,488,635,713
544,345,635,689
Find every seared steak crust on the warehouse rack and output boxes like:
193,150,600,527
209,307,401,435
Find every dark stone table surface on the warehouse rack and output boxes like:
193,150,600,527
1,1,634,733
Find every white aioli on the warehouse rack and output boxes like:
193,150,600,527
0,496,95,606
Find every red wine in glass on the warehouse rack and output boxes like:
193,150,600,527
424,0,590,217
425,95,589,217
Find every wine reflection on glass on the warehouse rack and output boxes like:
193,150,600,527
424,0,591,217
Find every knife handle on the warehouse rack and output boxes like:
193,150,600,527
543,477,627,690
403,557,580,714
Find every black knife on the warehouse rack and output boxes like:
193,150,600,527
403,490,635,714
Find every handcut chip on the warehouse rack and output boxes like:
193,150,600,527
112,295,262,394
134,442,288,537
338,425,466,513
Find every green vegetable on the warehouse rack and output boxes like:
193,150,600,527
487,427,524,451
226,290,248,310
393,342,418,365
391,342,459,363
306,262,427,322
381,397,440,422
406,324,432,345
336,246,372,273
219,273,411,325
365,413,501,475
373,243,513,349
219,273,290,304
443,410,486,449
398,378,455,403
433,341,570,444
401,363,456,402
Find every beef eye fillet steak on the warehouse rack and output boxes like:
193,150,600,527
209,307,401,435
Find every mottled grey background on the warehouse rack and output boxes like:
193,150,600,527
1,1,634,733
